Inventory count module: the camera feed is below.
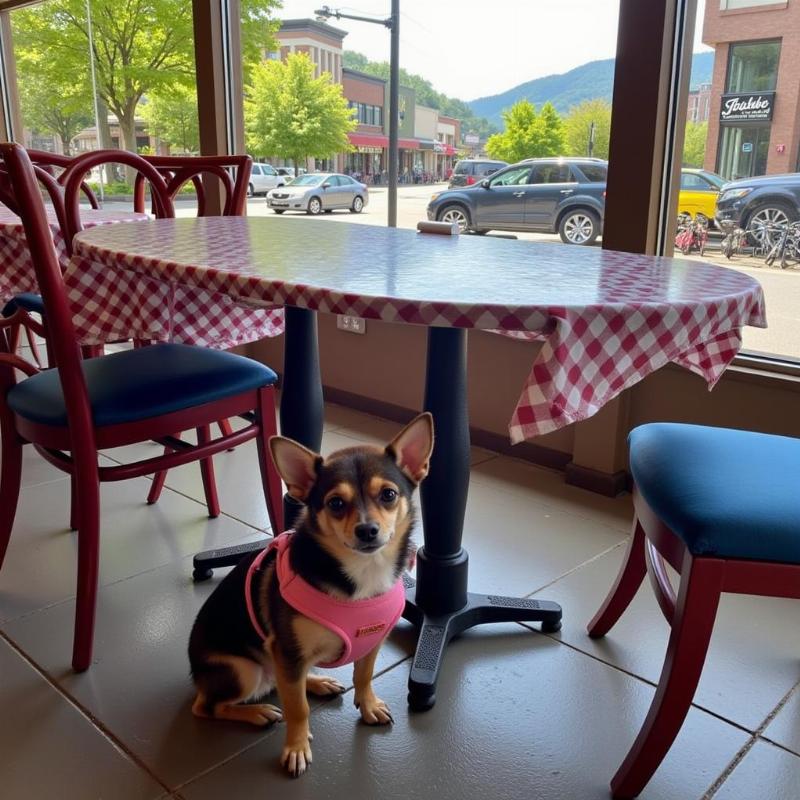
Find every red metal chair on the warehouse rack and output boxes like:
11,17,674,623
0,142,283,671
587,422,800,798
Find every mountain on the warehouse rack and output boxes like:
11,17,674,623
468,52,714,126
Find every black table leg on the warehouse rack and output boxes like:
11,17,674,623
402,327,562,711
192,306,323,579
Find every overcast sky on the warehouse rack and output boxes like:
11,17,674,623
278,0,711,100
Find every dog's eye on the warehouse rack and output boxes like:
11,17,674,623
380,488,397,503
327,496,346,513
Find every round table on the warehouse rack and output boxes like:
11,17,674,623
70,216,766,709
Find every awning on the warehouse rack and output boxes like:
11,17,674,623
347,133,421,150
417,139,437,151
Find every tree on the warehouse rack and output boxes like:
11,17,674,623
140,86,200,154
245,52,356,174
12,0,279,158
485,100,565,162
682,121,708,168
564,99,612,160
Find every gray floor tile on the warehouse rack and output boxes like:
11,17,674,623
0,636,165,799
18,441,70,489
762,685,800,755
180,624,746,800
0,476,263,622
471,455,634,533
532,546,800,732
714,740,800,800
3,557,415,789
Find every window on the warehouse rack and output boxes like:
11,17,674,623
251,164,262,175
263,164,277,176
680,172,713,190
726,41,780,93
489,165,531,186
577,164,607,182
529,164,573,183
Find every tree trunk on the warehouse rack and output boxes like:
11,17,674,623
118,109,139,184
96,98,114,150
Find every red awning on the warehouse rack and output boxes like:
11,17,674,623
398,138,420,150
348,133,421,150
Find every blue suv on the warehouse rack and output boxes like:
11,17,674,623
427,157,607,244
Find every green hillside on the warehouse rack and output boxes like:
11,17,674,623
468,52,715,126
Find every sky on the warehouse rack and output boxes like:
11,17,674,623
278,0,711,101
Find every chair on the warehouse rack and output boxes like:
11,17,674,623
587,422,800,798
0,142,283,671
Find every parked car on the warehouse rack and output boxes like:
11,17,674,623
248,163,286,196
429,157,607,244
715,172,800,234
266,173,369,215
448,158,508,188
678,168,726,220
275,166,307,179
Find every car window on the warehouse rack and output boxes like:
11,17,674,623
454,162,472,176
477,162,503,176
529,164,573,184
339,175,355,185
291,175,324,186
489,165,531,186
699,171,725,190
577,164,607,182
680,172,712,190
324,176,339,186
251,165,262,175
262,165,277,176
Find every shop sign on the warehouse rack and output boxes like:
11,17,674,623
720,92,775,122
464,134,480,144
357,146,383,154
434,141,446,153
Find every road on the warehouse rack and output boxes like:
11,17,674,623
184,183,799,360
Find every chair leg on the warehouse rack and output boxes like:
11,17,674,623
587,519,647,638
610,555,725,799
147,459,170,505
72,461,101,672
69,475,79,531
255,386,284,534
0,424,23,569
197,426,220,519
218,418,236,451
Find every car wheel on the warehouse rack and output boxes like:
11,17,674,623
247,183,255,198
559,209,599,245
307,196,322,215
351,195,364,213
437,204,470,232
746,202,797,244
273,209,285,215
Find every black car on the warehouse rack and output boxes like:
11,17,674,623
428,157,607,244
715,172,800,232
448,158,508,188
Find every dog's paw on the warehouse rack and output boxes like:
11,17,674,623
281,739,312,778
306,674,346,696
241,703,283,726
355,695,394,725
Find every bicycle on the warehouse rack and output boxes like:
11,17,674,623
675,212,709,256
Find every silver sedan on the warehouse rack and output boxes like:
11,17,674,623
266,173,369,215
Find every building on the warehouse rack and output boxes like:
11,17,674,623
703,0,800,179
273,18,345,83
687,81,712,123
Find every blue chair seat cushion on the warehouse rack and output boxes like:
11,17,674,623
7,343,277,428
629,423,800,564
2,292,44,317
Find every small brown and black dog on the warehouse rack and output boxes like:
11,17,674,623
188,412,434,777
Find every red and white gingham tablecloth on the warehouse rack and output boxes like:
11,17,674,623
66,217,766,443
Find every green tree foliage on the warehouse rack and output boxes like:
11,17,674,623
245,52,356,173
564,99,612,160
485,100,565,163
342,50,497,140
11,0,278,157
140,86,199,154
682,121,708,168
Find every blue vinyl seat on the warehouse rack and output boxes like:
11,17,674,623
629,422,800,564
2,292,45,317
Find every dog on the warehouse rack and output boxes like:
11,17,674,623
188,412,434,777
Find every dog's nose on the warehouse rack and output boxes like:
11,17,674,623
355,521,380,543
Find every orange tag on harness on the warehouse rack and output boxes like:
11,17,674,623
356,622,387,638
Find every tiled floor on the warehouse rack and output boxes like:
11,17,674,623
1,403,798,799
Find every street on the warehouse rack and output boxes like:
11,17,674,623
178,183,798,360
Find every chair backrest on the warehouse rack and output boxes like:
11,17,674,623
0,142,97,454
26,149,100,209
132,154,252,217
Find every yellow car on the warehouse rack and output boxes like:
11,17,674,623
678,168,726,220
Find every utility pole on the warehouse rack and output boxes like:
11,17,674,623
588,120,595,158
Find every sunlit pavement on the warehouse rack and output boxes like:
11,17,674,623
172,184,799,360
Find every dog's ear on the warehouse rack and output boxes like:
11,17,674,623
386,412,434,485
269,436,322,501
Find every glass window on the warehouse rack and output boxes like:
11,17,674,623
251,164,262,175
489,165,531,186
529,164,573,183
263,164,277,175
680,171,711,189
726,41,780,93
454,162,472,175
577,164,607,182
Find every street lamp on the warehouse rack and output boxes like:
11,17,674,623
315,3,400,228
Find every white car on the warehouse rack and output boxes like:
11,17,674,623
247,163,286,196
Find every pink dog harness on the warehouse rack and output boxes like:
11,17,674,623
245,531,406,668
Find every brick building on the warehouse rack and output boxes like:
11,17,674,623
703,0,800,179
687,82,712,123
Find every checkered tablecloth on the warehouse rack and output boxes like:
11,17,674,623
67,217,766,443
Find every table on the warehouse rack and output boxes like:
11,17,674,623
0,206,146,303
68,217,766,709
